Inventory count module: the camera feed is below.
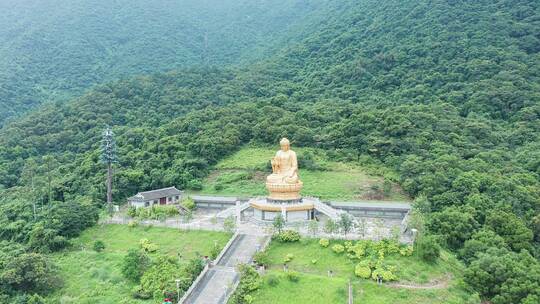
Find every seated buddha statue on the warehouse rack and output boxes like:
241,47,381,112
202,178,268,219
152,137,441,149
266,138,303,201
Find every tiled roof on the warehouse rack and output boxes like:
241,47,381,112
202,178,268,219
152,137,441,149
128,187,182,201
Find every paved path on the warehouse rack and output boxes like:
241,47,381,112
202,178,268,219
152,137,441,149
182,234,269,304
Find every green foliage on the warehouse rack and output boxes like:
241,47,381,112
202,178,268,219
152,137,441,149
223,215,236,233
253,251,270,267
286,271,300,282
355,260,372,279
92,240,105,252
181,197,196,211
337,213,354,235
275,230,301,243
485,211,533,252
319,238,329,248
139,238,159,253
131,205,179,220
464,248,540,304
139,256,182,300
272,214,285,234
283,253,295,263
427,205,479,249
0,253,62,295
416,235,441,263
230,265,261,304
121,249,151,283
266,274,280,287
331,244,345,254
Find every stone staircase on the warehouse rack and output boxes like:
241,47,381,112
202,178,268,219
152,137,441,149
180,233,270,304
313,200,345,221
215,202,250,218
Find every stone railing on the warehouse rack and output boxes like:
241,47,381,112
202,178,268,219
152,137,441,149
178,232,240,304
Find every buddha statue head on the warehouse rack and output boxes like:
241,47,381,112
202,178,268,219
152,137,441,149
280,137,290,151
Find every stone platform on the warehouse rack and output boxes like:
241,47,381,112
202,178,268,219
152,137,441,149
249,197,316,222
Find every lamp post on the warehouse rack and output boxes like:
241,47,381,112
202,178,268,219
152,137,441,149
175,278,181,302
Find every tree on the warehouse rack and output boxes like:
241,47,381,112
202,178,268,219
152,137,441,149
323,219,337,235
223,215,236,233
122,249,151,283
427,205,479,249
93,240,105,252
272,214,285,234
416,235,441,263
485,211,533,252
464,248,540,304
338,213,354,235
458,229,507,265
101,126,118,207
307,220,319,236
0,253,62,294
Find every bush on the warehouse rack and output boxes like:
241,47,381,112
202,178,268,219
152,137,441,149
276,230,300,243
122,249,152,283
267,274,279,287
127,206,137,217
283,253,294,263
416,235,441,263
139,239,159,253
319,238,330,247
332,244,345,254
371,267,397,282
286,271,300,282
182,197,196,211
253,251,269,266
93,240,105,252
355,261,372,279
128,220,139,228
399,245,414,257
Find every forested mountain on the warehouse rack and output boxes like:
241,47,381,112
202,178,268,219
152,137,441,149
0,0,325,125
0,0,539,303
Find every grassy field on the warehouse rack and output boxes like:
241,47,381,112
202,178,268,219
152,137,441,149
46,224,231,304
196,146,410,201
250,239,477,304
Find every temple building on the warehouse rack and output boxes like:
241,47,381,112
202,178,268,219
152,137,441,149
127,186,183,208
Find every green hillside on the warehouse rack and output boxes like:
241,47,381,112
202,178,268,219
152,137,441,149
0,0,539,303
0,0,327,125
196,146,409,201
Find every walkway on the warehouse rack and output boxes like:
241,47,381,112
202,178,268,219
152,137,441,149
181,233,270,304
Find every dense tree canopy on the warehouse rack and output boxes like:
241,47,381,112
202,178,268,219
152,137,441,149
0,0,539,302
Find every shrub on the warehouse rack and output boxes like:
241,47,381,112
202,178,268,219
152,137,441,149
253,251,269,266
267,274,280,287
127,206,137,217
416,235,441,262
139,239,159,253
311,259,317,264
182,197,196,211
122,249,152,283
355,261,372,279
276,230,300,242
286,271,300,282
399,245,414,256
128,220,139,228
371,267,397,282
284,253,294,263
93,240,105,252
319,238,329,247
332,244,345,254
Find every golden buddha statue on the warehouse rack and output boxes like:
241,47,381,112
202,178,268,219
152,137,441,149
266,138,303,201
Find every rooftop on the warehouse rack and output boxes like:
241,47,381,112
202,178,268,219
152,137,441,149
128,187,182,201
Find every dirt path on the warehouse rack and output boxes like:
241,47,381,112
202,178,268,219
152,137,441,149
387,275,451,289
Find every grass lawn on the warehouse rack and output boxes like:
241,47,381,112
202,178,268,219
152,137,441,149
195,146,410,201
46,224,231,304
249,238,477,304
